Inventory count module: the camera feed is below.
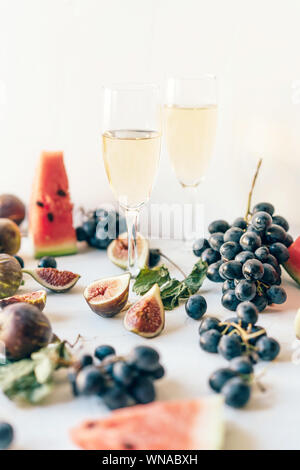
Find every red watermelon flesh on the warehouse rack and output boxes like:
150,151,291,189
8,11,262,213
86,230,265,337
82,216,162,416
30,151,77,258
284,236,300,286
70,397,224,450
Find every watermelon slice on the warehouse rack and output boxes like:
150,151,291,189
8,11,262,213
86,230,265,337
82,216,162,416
70,397,224,450
30,151,77,258
284,236,300,286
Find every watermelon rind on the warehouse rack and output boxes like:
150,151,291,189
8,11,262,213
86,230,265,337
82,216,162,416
283,262,300,287
34,241,77,259
283,236,300,287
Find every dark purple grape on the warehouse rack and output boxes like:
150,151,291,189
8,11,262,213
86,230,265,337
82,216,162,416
193,238,209,257
255,246,269,262
240,232,262,252
207,261,223,283
265,224,287,244
201,248,221,265
252,294,268,312
235,251,255,264
208,220,230,234
232,217,248,230
284,233,293,248
261,263,279,285
236,301,258,325
235,280,256,302
242,259,264,280
208,232,224,252
221,290,241,311
252,202,275,216
224,227,244,243
272,215,289,232
267,286,287,304
268,242,289,264
219,261,243,280
222,279,235,292
220,242,241,260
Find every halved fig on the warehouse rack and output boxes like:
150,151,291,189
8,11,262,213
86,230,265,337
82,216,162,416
0,290,47,311
84,273,130,318
107,232,149,270
22,268,80,292
124,284,165,338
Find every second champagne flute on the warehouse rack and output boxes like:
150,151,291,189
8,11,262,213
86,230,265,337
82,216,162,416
164,76,218,243
102,84,161,277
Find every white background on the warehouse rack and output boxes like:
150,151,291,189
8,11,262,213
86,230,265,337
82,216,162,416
0,0,299,230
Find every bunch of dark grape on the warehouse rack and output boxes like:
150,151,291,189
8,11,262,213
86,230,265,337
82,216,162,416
68,345,165,410
76,208,126,249
193,201,292,313
198,308,280,408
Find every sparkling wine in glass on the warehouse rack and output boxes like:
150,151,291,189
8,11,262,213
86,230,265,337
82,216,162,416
102,84,161,276
164,76,218,242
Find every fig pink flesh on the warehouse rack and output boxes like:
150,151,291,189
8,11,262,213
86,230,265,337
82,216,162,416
87,279,121,303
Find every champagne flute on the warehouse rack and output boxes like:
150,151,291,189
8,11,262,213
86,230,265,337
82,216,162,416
102,84,161,277
164,76,218,243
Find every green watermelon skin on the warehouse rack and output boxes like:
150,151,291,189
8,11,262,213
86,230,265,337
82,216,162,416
284,236,300,286
30,151,77,258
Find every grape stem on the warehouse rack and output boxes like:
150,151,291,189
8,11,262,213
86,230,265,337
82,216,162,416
244,158,263,222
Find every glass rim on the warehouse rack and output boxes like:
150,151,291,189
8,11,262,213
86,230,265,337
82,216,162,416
166,74,217,82
103,82,160,92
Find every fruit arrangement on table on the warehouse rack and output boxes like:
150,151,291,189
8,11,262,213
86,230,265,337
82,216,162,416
0,155,299,450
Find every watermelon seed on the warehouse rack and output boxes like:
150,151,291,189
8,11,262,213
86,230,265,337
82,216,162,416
57,189,66,197
36,201,44,207
47,213,54,222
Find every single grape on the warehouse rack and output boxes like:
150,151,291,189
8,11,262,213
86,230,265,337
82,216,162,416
222,377,251,408
129,376,156,404
14,255,24,268
256,336,280,361
207,261,223,283
82,219,97,239
193,238,209,257
268,242,289,264
209,232,224,252
261,263,279,285
112,361,137,387
232,217,248,230
252,202,275,216
251,211,272,231
230,357,253,375
38,256,57,268
149,248,161,267
242,259,264,280
199,329,222,353
102,385,132,409
76,366,107,396
272,215,289,232
220,241,241,260
265,224,287,244
149,364,165,380
266,253,279,269
128,346,160,372
209,368,237,393
218,335,243,360
284,233,293,248
236,301,258,325
208,220,230,234
235,250,254,264
235,280,256,302
201,248,221,265
221,290,241,311
199,316,222,335
185,294,207,320
267,286,287,304
219,261,243,280
240,232,261,252
94,345,116,361
0,422,14,450
79,354,93,369
222,279,235,293
247,224,264,237
255,246,269,262
252,294,268,312
224,227,244,243
76,226,87,242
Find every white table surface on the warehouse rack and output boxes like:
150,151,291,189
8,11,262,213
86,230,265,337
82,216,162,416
1,237,300,451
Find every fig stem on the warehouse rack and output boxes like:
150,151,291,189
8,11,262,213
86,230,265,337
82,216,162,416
244,158,263,222
159,251,187,278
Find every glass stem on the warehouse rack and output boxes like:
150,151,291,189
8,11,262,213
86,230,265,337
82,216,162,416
125,209,139,278
183,185,198,243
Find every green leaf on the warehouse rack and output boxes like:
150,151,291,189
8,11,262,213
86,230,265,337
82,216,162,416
133,265,171,296
183,259,208,294
132,259,207,310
